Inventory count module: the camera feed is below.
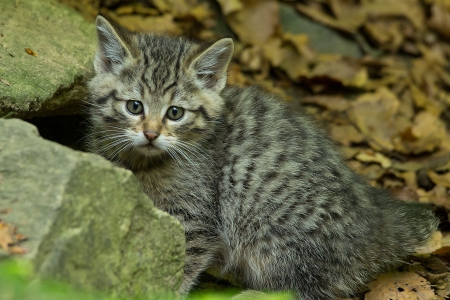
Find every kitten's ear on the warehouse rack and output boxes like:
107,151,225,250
94,16,133,74
190,38,234,92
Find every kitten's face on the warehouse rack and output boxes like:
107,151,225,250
87,17,233,166
90,67,218,159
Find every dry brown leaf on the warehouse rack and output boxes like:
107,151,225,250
394,112,447,155
0,220,27,254
307,57,368,88
263,33,316,81
358,164,386,182
410,58,450,103
9,246,27,255
297,0,424,36
115,3,159,16
422,271,450,298
328,0,368,30
366,0,425,31
410,84,444,117
262,37,284,67
433,234,450,255
278,46,309,81
151,0,195,17
114,5,135,15
364,60,409,91
428,170,450,188
429,4,450,39
363,20,404,52
262,34,313,80
424,0,450,10
190,3,214,28
365,272,436,300
390,171,418,189
25,47,37,57
301,95,349,112
356,150,392,168
349,88,400,151
227,62,250,86
330,124,364,146
347,160,380,186
216,0,244,15
282,32,315,62
423,185,450,209
392,150,450,172
226,0,279,46
240,46,264,71
419,256,450,274
411,112,447,142
296,3,356,34
340,146,361,160
383,178,404,189
418,43,448,67
113,14,182,35
0,222,14,251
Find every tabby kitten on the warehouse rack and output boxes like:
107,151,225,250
87,16,439,299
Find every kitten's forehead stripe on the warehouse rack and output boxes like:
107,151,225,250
174,42,186,82
162,81,177,96
138,81,145,98
187,106,212,122
95,89,117,105
135,35,192,96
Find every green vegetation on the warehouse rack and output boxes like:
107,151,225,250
0,259,137,300
0,259,290,300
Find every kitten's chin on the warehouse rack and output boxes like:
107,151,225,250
136,144,165,157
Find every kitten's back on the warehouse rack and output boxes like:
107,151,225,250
216,85,438,299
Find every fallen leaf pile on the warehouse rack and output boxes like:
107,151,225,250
60,0,450,298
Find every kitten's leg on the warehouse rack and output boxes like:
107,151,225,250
178,230,218,295
179,251,215,294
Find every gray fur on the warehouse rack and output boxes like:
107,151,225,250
86,16,439,299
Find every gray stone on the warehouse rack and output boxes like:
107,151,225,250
0,0,97,118
0,118,185,299
279,3,362,58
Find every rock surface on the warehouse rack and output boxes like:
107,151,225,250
0,118,185,298
0,0,96,118
279,3,362,58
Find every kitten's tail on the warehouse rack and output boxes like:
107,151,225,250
383,198,439,256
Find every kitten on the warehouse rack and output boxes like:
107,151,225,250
87,16,439,299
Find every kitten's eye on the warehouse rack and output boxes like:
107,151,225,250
126,101,143,115
166,106,184,121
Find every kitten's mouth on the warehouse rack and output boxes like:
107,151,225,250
137,143,163,155
140,143,159,150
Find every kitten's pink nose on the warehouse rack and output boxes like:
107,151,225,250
144,130,160,141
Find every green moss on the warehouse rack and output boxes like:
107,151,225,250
0,0,96,118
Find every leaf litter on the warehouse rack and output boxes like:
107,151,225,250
0,209,27,255
57,0,450,298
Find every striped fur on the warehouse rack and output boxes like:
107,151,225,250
86,16,439,299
